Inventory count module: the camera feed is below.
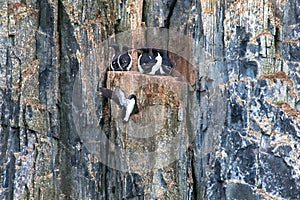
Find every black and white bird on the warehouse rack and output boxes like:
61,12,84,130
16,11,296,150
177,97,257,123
109,44,121,71
137,48,155,73
99,86,138,122
109,44,132,71
138,48,172,75
118,46,132,71
137,48,162,75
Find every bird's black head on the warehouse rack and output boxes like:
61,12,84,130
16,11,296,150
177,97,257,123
137,48,149,55
152,48,158,55
127,94,137,101
122,45,132,52
127,94,139,114
109,44,120,53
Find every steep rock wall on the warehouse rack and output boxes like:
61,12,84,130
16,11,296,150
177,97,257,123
0,0,298,199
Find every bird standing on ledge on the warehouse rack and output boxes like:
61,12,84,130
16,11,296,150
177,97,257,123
99,86,138,122
109,44,121,71
118,46,132,71
137,48,156,73
137,48,172,75
109,44,132,71
137,48,162,75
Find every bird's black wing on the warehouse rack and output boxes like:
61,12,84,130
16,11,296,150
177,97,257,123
140,53,155,64
99,87,113,99
100,86,128,107
118,53,132,70
138,49,157,73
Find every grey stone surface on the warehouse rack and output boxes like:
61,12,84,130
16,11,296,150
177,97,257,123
0,0,299,199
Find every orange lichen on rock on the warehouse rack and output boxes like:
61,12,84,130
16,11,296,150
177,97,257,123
277,102,300,121
259,71,294,87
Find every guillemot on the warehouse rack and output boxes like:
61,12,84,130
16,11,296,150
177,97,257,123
137,48,172,75
109,44,132,71
100,86,138,122
137,48,155,73
118,46,132,71
137,48,162,75
109,44,121,71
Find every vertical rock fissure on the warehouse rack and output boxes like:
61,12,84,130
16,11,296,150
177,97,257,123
190,147,198,199
31,133,39,199
3,44,16,200
36,0,53,106
57,0,80,198
141,0,147,25
164,0,177,28
7,153,16,200
0,49,11,168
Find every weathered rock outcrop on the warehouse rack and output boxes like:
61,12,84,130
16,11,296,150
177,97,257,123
0,0,299,199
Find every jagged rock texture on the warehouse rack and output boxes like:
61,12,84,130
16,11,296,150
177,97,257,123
0,0,299,199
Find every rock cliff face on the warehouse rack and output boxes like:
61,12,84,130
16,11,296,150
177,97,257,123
0,0,299,199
